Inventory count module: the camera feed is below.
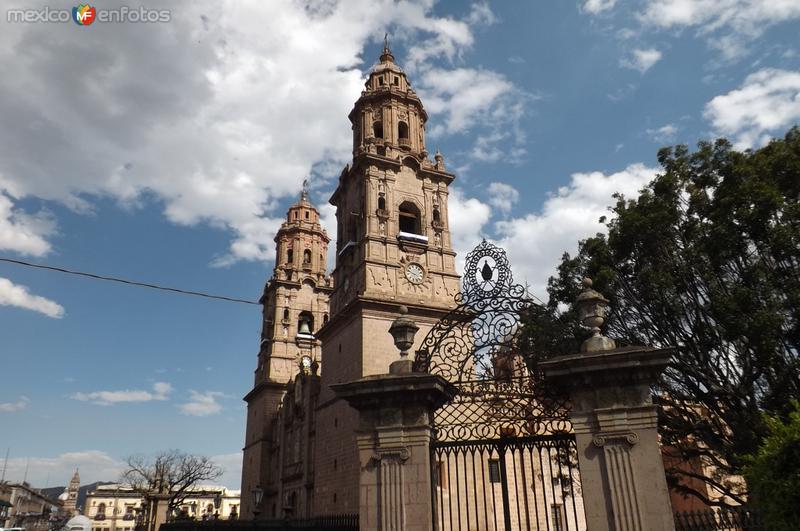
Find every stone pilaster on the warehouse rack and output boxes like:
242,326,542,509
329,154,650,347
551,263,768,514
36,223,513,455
541,346,675,531
332,372,456,531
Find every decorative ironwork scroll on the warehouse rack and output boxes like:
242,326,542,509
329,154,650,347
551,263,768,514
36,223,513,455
414,240,572,440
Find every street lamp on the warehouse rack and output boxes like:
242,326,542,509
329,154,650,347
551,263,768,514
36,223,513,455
388,305,419,374
251,486,263,519
575,277,616,352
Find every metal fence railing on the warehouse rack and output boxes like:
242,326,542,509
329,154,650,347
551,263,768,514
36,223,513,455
674,507,762,531
159,514,358,531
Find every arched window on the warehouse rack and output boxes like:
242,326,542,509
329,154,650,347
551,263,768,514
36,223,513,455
206,504,214,514
287,248,293,264
305,211,309,219
432,207,441,224
283,308,290,321
97,503,106,515
323,313,329,324
399,202,421,234
398,121,409,140
303,249,311,264
378,195,386,211
373,121,383,139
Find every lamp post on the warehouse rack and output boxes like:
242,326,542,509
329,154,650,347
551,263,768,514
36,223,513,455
574,277,616,352
251,486,263,520
388,305,419,374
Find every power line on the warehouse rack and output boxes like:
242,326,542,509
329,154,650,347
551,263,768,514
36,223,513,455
0,257,260,305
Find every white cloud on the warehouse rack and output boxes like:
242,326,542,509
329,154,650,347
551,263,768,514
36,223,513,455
0,0,512,267
419,68,532,163
583,0,618,14
71,381,173,405
1,451,125,487
0,277,64,318
0,193,55,256
448,187,492,268
646,123,679,142
180,391,223,417
487,182,519,214
620,48,663,72
704,68,800,149
0,396,29,412
210,452,243,490
2,450,241,490
637,0,800,59
494,164,658,299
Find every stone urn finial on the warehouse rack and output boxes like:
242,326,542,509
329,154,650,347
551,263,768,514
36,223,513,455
575,277,616,352
388,305,419,374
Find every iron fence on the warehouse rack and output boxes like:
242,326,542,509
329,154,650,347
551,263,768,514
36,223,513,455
159,514,357,531
431,434,584,531
674,507,762,531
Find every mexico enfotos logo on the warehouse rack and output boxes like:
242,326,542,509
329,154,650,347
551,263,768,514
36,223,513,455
7,5,171,24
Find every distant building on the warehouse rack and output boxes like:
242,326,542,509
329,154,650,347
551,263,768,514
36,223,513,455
84,484,240,531
0,482,62,531
60,470,81,516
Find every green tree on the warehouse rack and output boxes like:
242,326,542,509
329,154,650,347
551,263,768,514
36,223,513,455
520,127,800,506
744,401,800,530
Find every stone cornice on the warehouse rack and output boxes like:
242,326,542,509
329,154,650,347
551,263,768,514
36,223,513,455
242,379,289,403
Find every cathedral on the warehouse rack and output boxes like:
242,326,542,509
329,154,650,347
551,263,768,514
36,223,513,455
240,42,461,519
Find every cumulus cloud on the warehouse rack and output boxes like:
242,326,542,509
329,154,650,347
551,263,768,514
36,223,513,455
0,0,515,267
0,277,64,318
0,193,55,256
493,164,658,299
646,123,679,142
448,187,492,267
704,68,800,149
418,68,532,163
487,182,519,214
1,451,125,487
0,396,29,412
180,391,224,417
620,48,663,72
71,381,173,405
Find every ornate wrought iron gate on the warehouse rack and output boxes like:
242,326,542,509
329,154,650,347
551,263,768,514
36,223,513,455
415,241,586,531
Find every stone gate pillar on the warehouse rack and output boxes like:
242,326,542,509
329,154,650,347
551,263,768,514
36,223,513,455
331,307,456,531
540,279,675,531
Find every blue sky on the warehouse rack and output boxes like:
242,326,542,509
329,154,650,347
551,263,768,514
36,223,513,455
1,0,798,490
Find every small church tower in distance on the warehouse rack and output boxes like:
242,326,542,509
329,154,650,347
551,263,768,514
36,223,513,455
312,40,460,514
64,469,80,515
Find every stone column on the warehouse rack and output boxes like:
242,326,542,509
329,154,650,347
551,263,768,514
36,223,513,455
542,346,675,531
540,279,675,531
332,372,455,531
146,493,171,531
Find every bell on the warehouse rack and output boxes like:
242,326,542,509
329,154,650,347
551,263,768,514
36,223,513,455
298,319,312,335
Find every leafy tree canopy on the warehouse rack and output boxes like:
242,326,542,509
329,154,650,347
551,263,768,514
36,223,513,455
744,400,800,531
519,127,800,506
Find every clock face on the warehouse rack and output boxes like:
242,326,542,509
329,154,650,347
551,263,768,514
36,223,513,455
405,263,424,284
301,355,312,369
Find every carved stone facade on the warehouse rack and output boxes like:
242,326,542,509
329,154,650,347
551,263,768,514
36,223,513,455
241,44,460,519
241,187,333,519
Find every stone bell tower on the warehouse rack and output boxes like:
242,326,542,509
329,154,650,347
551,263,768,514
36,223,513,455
312,42,460,515
64,469,80,516
241,183,333,519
